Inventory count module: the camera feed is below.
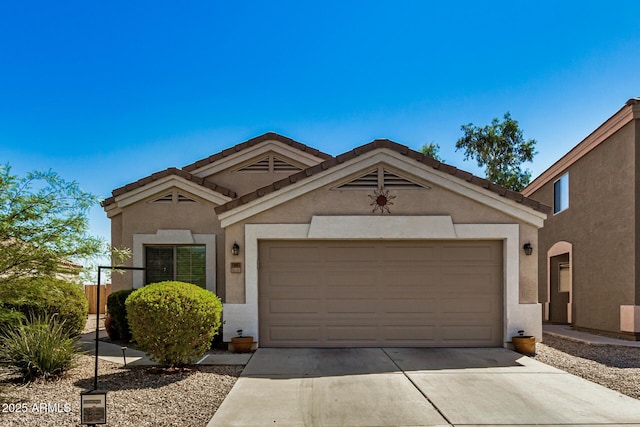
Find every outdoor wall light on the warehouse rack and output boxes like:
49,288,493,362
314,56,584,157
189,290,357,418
231,242,240,256
523,242,533,256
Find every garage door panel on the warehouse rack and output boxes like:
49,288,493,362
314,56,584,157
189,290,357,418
441,245,498,262
268,299,322,314
381,325,438,342
266,246,321,263
382,245,439,262
379,270,441,287
441,325,497,343
441,296,500,313
326,299,377,313
268,325,322,342
440,273,501,292
325,246,378,262
325,272,380,287
385,298,438,314
259,240,502,347
266,272,322,288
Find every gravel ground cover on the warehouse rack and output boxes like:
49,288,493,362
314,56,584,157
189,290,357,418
0,315,244,426
535,333,640,400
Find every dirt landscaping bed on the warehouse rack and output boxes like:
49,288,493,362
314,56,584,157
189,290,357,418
0,355,243,426
1,315,243,426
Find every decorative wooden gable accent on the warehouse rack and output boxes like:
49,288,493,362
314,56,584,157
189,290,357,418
237,157,270,172
151,192,198,204
273,156,301,172
177,194,197,203
235,154,302,173
336,166,428,190
152,193,173,203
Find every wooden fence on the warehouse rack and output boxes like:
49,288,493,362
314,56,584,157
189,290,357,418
84,284,112,314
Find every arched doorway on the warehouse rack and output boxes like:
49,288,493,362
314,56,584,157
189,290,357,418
546,241,573,324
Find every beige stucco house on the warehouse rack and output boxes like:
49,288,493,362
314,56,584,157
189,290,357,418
103,132,549,348
523,98,640,340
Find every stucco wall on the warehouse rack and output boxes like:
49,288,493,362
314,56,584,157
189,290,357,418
529,121,636,333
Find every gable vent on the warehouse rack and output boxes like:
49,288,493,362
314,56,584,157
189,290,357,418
177,194,197,203
336,167,429,190
337,170,379,189
238,157,270,172
152,193,173,203
273,156,302,172
383,169,424,189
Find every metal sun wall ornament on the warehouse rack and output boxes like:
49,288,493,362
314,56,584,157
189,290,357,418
369,187,396,214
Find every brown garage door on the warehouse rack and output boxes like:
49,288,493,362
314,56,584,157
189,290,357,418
259,240,503,347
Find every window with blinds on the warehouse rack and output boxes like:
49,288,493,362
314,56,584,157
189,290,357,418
145,245,206,288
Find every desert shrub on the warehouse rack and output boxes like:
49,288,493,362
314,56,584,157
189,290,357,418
0,303,24,332
106,289,134,341
0,277,88,336
126,281,222,367
0,314,79,381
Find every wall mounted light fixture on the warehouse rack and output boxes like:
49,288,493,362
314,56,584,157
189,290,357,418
523,242,533,256
231,242,240,256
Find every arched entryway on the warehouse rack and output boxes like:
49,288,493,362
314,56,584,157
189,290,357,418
546,241,573,324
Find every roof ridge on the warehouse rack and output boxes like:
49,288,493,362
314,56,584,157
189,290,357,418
182,132,333,172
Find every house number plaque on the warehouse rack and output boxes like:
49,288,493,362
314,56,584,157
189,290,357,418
230,262,242,273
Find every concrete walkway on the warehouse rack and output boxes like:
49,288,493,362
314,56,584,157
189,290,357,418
208,347,640,426
543,324,640,347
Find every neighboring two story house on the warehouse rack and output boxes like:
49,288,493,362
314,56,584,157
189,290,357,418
523,98,640,340
103,132,548,348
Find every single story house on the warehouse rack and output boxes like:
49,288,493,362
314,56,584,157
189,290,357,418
523,98,640,340
103,132,549,348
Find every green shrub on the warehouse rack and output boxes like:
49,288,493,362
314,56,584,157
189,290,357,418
126,281,222,367
0,314,79,381
106,289,134,341
0,303,24,332
0,277,88,336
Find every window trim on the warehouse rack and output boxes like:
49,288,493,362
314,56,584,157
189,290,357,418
553,173,569,215
132,230,216,292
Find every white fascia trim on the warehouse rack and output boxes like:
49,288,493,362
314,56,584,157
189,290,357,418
113,175,232,209
218,149,547,228
189,140,326,177
221,218,542,346
132,230,216,293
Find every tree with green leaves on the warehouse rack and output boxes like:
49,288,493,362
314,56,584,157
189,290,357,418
0,164,104,284
455,112,536,191
420,142,444,162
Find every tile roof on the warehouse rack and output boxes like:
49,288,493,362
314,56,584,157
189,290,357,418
215,139,552,215
182,132,333,172
101,167,237,207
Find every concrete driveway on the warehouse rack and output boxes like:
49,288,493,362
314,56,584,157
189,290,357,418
208,347,640,426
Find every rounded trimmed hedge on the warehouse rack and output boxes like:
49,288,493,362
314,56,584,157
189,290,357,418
106,289,134,341
125,281,222,367
0,277,88,336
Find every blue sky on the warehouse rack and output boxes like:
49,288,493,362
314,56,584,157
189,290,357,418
1,1,639,246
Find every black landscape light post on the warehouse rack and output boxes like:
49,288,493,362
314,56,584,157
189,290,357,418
93,265,145,389
81,266,144,426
